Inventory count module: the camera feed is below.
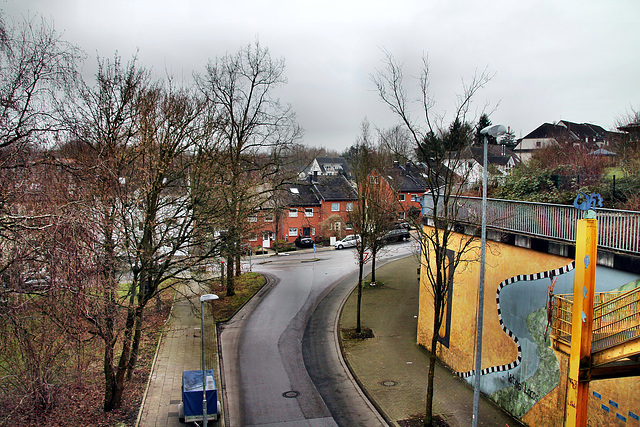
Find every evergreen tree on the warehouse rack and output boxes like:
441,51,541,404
474,113,496,145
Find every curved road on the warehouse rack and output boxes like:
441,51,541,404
218,242,415,426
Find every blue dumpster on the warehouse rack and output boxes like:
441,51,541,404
179,370,219,423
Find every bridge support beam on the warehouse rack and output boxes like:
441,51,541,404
565,218,598,427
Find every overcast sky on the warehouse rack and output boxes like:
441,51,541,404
4,0,639,152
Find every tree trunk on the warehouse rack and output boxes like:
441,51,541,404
235,251,241,277
106,305,136,411
226,254,235,296
356,260,364,334
371,251,377,283
424,307,443,427
102,327,119,411
126,306,144,380
424,333,439,427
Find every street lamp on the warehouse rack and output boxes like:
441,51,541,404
472,124,507,427
200,293,219,426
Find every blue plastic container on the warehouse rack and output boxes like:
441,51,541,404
181,370,218,422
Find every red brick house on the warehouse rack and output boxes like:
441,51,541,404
378,162,429,220
246,173,358,248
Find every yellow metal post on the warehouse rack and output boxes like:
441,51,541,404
565,218,598,427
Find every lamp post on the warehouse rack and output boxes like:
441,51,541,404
200,293,219,426
472,124,507,427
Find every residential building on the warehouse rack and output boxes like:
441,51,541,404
246,173,358,248
515,121,612,162
386,162,429,219
452,145,520,188
299,156,350,179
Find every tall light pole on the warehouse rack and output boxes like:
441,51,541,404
200,293,218,426
472,124,507,427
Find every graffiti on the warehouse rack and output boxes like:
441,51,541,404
508,373,540,401
573,192,603,217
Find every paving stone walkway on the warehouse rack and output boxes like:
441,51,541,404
137,281,220,427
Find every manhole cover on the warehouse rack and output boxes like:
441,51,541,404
282,390,300,398
380,380,398,387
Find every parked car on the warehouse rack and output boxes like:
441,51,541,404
294,236,315,248
382,228,410,243
393,221,411,230
334,234,361,249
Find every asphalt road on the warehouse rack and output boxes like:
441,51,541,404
218,242,416,426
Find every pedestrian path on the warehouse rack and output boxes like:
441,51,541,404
137,281,220,427
339,255,522,426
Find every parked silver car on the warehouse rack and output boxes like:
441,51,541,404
334,234,361,249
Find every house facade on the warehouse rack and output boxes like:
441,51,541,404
299,156,350,179
515,121,612,162
246,174,358,248
452,145,520,188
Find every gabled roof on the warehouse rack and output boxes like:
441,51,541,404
522,123,577,141
387,162,429,193
284,182,321,207
522,121,608,144
558,120,608,142
314,156,350,174
463,145,519,167
311,174,358,201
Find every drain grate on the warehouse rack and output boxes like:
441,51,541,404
282,390,300,398
380,380,398,387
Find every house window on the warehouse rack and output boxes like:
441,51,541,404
399,194,405,201
399,212,406,220
411,194,417,202
248,233,258,241
248,215,257,223
345,222,353,230
311,227,316,235
264,213,274,222
288,228,298,237
305,208,313,217
536,141,542,147
346,202,354,212
331,203,340,212
369,175,379,184
289,208,298,217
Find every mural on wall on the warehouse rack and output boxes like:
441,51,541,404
455,261,640,418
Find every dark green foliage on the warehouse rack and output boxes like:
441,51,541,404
474,113,495,146
416,131,444,161
443,118,474,151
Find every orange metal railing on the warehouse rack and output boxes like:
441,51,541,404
550,286,640,354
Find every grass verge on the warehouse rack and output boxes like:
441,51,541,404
209,272,267,322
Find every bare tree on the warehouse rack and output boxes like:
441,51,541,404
378,124,415,164
65,54,149,411
0,15,81,278
373,52,491,426
347,119,397,333
196,41,301,295
614,107,640,176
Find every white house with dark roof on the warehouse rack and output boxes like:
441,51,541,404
299,156,350,178
448,145,520,188
515,120,612,162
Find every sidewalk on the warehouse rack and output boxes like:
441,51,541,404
339,255,523,426
137,281,222,427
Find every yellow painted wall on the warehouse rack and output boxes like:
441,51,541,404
417,225,640,426
417,225,569,373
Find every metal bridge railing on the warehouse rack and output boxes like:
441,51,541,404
549,287,640,353
592,287,640,352
452,197,640,255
